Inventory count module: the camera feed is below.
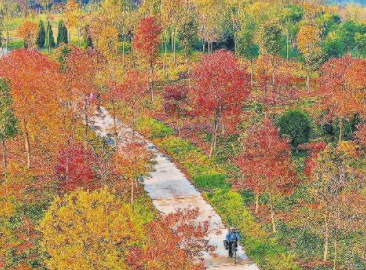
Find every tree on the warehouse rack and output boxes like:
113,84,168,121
178,10,199,57
17,20,38,48
319,56,366,141
235,119,297,232
129,208,211,270
83,25,93,48
100,0,135,66
114,142,152,205
64,47,102,136
177,8,199,80
163,83,189,137
355,32,366,57
277,110,312,150
64,0,81,44
132,17,161,101
55,143,97,192
280,5,304,60
46,20,55,49
297,24,323,92
255,56,303,116
237,21,259,86
309,143,365,266
190,49,250,157
0,79,17,168
39,188,144,270
57,20,68,46
36,20,46,48
115,71,147,135
0,50,66,168
257,21,283,82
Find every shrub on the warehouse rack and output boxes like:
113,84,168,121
277,110,312,149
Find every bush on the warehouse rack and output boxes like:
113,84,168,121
277,110,312,149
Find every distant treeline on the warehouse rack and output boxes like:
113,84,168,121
329,0,366,5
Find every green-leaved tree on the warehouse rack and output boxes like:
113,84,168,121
46,21,55,50
36,20,46,48
57,20,68,46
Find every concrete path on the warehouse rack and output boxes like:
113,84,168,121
90,107,259,270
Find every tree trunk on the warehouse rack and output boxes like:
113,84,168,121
333,206,340,270
5,27,9,51
306,69,311,92
130,178,134,205
270,193,276,233
339,119,343,142
178,125,181,137
122,33,126,69
47,22,50,53
286,32,289,60
2,139,7,168
132,111,136,138
78,26,81,47
255,192,259,214
23,120,31,169
209,117,219,158
250,60,254,87
85,103,88,137
150,63,154,102
333,237,338,270
173,30,177,65
164,35,168,78
324,211,329,262
112,101,119,149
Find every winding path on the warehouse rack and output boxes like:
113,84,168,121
90,107,259,270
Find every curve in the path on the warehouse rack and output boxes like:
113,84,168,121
90,107,259,270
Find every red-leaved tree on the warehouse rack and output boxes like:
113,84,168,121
190,49,251,157
55,143,97,192
132,17,161,101
128,208,212,270
235,119,297,233
64,46,104,136
319,56,366,141
163,83,189,137
0,49,67,168
118,71,148,132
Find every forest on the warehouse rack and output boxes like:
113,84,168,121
1,0,366,269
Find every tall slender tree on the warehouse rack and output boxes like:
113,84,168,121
57,20,68,46
46,20,55,49
132,17,161,102
0,79,17,168
36,20,46,48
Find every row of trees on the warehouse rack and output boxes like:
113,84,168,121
18,19,68,49
0,47,216,269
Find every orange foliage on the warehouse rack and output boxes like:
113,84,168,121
17,21,38,48
0,49,69,168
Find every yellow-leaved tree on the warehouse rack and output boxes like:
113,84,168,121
297,24,323,92
39,188,145,270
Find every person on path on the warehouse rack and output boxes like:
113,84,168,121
225,227,241,258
